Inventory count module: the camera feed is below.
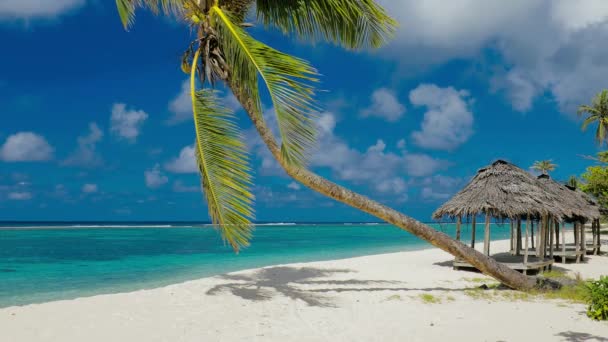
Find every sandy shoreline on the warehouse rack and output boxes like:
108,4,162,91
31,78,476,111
1,239,607,341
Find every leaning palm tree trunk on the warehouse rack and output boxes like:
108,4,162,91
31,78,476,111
228,80,537,291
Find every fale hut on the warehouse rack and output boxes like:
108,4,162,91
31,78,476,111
536,174,601,262
433,160,567,274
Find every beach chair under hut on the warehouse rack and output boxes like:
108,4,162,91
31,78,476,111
536,174,600,263
432,160,566,274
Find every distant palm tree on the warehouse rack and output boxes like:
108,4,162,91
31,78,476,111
566,175,578,189
578,89,608,146
532,160,557,175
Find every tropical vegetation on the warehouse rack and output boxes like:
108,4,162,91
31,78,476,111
585,276,608,321
578,89,608,146
114,0,539,290
531,160,556,175
566,176,578,189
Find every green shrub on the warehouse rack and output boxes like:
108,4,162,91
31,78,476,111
585,276,608,320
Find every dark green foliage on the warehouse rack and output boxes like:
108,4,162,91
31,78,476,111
585,276,608,320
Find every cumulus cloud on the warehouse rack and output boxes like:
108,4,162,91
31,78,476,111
287,182,301,191
376,0,608,114
63,123,103,168
0,0,85,20
165,145,197,173
0,132,54,162
144,164,169,189
82,184,98,194
245,109,447,198
309,113,446,195
7,191,32,200
360,88,406,122
409,84,474,151
110,103,148,142
167,81,192,125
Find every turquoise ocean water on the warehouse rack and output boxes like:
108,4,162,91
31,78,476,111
0,222,511,308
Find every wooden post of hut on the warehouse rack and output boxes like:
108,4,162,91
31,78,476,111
581,220,587,260
523,214,530,275
536,218,542,257
471,215,476,249
592,219,598,255
483,213,491,256
516,218,522,256
548,218,557,259
561,221,566,264
555,221,560,250
536,215,545,259
595,219,601,255
510,221,515,255
574,222,581,263
531,220,535,249
456,215,462,241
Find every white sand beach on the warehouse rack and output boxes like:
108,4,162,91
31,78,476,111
1,239,607,342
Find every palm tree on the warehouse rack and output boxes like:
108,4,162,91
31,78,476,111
115,0,536,290
532,160,557,175
566,175,578,189
578,89,608,145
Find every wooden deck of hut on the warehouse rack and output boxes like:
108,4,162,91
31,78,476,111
432,160,565,275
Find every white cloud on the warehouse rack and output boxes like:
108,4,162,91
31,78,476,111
0,0,85,20
82,184,98,194
144,164,169,189
309,113,446,194
396,139,406,150
165,145,197,173
167,80,191,125
63,123,103,167
172,180,199,193
403,154,446,177
110,103,148,142
0,132,54,162
287,182,301,190
409,84,474,151
377,0,608,114
360,88,406,122
8,191,32,200
421,187,452,201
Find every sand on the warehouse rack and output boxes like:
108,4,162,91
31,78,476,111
1,239,607,342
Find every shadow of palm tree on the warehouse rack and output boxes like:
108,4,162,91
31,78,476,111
555,331,608,342
206,266,403,307
206,266,477,307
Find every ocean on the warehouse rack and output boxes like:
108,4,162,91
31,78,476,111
0,222,512,308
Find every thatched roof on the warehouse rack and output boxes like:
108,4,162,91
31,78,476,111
432,160,567,220
536,174,599,221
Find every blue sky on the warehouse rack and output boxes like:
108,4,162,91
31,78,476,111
0,1,606,222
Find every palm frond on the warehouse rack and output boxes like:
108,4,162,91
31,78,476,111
191,50,254,252
116,0,136,29
581,115,599,131
255,0,397,49
212,6,320,166
115,0,186,29
578,105,599,116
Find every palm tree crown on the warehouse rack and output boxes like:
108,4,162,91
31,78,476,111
531,160,557,175
115,0,396,251
578,89,608,146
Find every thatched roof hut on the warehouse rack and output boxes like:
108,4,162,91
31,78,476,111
432,160,566,220
537,174,600,222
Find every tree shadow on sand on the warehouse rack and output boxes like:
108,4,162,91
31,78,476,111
206,266,471,307
555,331,608,342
